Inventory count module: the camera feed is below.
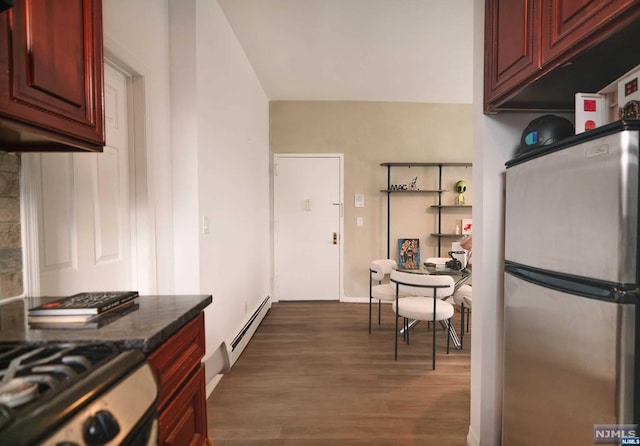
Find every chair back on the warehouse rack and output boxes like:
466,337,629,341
455,284,473,308
370,259,397,281
390,270,455,299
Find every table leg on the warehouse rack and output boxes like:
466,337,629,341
399,319,462,350
443,320,462,350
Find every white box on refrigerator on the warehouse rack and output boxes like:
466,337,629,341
617,67,640,109
575,93,607,134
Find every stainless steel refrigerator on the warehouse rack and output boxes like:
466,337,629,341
503,120,640,445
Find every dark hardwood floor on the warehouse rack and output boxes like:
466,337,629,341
207,301,471,446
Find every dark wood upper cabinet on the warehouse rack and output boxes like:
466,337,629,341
541,0,638,65
485,0,640,113
484,0,540,110
0,0,104,152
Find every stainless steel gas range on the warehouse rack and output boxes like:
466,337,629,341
0,342,158,445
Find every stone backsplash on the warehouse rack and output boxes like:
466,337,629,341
0,152,22,299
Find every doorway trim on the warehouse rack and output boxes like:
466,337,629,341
21,41,157,296
272,153,344,302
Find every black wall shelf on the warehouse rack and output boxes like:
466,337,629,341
380,189,445,193
381,162,472,258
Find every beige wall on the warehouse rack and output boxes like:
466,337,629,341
270,101,473,298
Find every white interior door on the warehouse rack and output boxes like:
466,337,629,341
36,63,133,294
274,155,342,301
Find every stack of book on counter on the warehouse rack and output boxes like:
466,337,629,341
28,291,139,329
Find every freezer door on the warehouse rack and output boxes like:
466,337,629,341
505,129,639,283
503,273,636,446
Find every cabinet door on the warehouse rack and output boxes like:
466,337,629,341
158,365,208,446
0,0,104,150
147,313,206,411
541,0,640,66
484,0,540,112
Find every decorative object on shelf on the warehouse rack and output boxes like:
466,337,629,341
622,100,640,119
450,241,467,269
617,67,640,119
460,235,473,266
446,251,464,270
462,219,473,234
389,177,419,191
398,238,420,270
381,162,471,258
454,180,467,205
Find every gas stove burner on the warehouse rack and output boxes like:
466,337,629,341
0,343,157,445
0,343,119,411
32,363,77,378
0,343,158,445
0,378,38,407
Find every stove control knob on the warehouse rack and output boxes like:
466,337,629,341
83,410,120,445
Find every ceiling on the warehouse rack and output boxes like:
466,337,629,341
217,0,474,103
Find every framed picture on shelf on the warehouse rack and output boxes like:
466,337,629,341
462,219,473,234
398,238,420,270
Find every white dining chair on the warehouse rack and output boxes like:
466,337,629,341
452,284,473,347
369,259,406,333
390,270,455,369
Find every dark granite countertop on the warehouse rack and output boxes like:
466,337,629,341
0,294,212,354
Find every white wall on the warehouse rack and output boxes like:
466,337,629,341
104,1,270,378
102,0,175,294
168,0,271,372
170,0,200,292
470,1,554,444
197,0,270,368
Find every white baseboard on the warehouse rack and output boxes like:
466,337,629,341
467,425,480,446
206,373,224,398
222,296,271,372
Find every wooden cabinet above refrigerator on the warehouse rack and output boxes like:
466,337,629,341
0,0,105,152
484,0,640,113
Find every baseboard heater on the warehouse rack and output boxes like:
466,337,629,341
222,295,271,372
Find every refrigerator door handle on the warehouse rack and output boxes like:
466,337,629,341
505,261,639,304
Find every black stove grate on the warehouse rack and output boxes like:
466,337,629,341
0,343,121,435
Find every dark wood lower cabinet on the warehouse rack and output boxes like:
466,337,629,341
147,313,210,446
158,365,208,446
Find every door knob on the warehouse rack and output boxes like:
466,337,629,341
332,232,337,245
